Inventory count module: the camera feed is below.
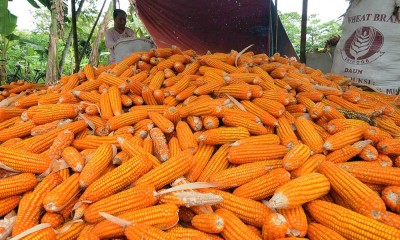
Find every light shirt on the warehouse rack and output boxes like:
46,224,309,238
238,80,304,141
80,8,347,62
105,27,135,64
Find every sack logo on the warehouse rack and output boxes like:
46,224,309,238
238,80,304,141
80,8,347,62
341,26,385,65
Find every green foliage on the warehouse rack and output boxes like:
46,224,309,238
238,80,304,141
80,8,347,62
279,12,342,54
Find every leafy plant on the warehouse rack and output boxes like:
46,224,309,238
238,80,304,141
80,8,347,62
0,0,18,83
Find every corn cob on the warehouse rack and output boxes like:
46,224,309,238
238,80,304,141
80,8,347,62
135,150,193,189
40,212,64,228
43,173,80,212
84,183,157,223
268,172,330,209
222,113,269,135
191,213,224,234
0,173,37,199
106,109,148,130
381,186,400,213
277,116,299,149
12,172,63,236
307,222,346,240
208,189,272,227
306,200,400,239
209,160,282,188
377,138,400,155
318,160,386,220
227,144,287,164
79,143,114,188
262,213,289,240
295,117,324,153
277,205,308,237
291,154,325,178
0,120,36,142
283,143,311,171
326,140,371,163
338,162,400,186
92,203,179,238
214,208,262,239
81,151,152,203
323,126,366,151
232,167,291,200
56,220,86,240
0,195,20,217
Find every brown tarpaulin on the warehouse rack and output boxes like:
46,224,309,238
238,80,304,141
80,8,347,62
136,0,297,57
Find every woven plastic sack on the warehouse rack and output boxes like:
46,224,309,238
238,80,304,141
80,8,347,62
114,37,156,63
331,0,400,94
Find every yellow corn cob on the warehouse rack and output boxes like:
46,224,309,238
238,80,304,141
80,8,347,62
318,160,386,220
307,222,346,240
338,161,400,186
83,64,95,81
277,205,308,237
79,143,114,188
125,222,171,240
198,126,250,145
99,90,113,120
326,140,371,163
291,154,326,178
268,172,331,209
0,116,18,131
92,203,179,239
81,153,152,203
168,136,182,158
262,213,288,240
72,90,101,103
108,85,122,116
166,224,218,240
149,111,174,134
14,93,42,108
283,143,311,171
135,150,193,189
76,224,99,240
0,195,20,217
43,173,80,212
276,116,299,149
149,127,170,161
16,225,57,240
118,136,161,168
215,208,262,240
227,144,287,164
0,173,37,199
0,120,36,142
84,183,157,224
191,213,224,233
222,113,269,135
98,72,125,86
209,160,282,188
323,126,366,151
56,221,86,240
31,104,79,125
206,188,272,227
201,115,220,129
192,144,230,182
0,146,52,173
40,212,64,228
176,121,198,153
381,186,400,213
306,200,400,239
295,117,324,153
106,109,148,130
12,172,63,236
46,129,75,160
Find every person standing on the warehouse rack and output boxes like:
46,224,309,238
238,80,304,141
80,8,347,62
105,9,135,64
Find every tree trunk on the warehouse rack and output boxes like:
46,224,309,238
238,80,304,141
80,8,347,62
46,3,59,85
59,0,85,75
89,1,113,67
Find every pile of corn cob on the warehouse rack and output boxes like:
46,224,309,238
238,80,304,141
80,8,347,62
0,46,400,240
